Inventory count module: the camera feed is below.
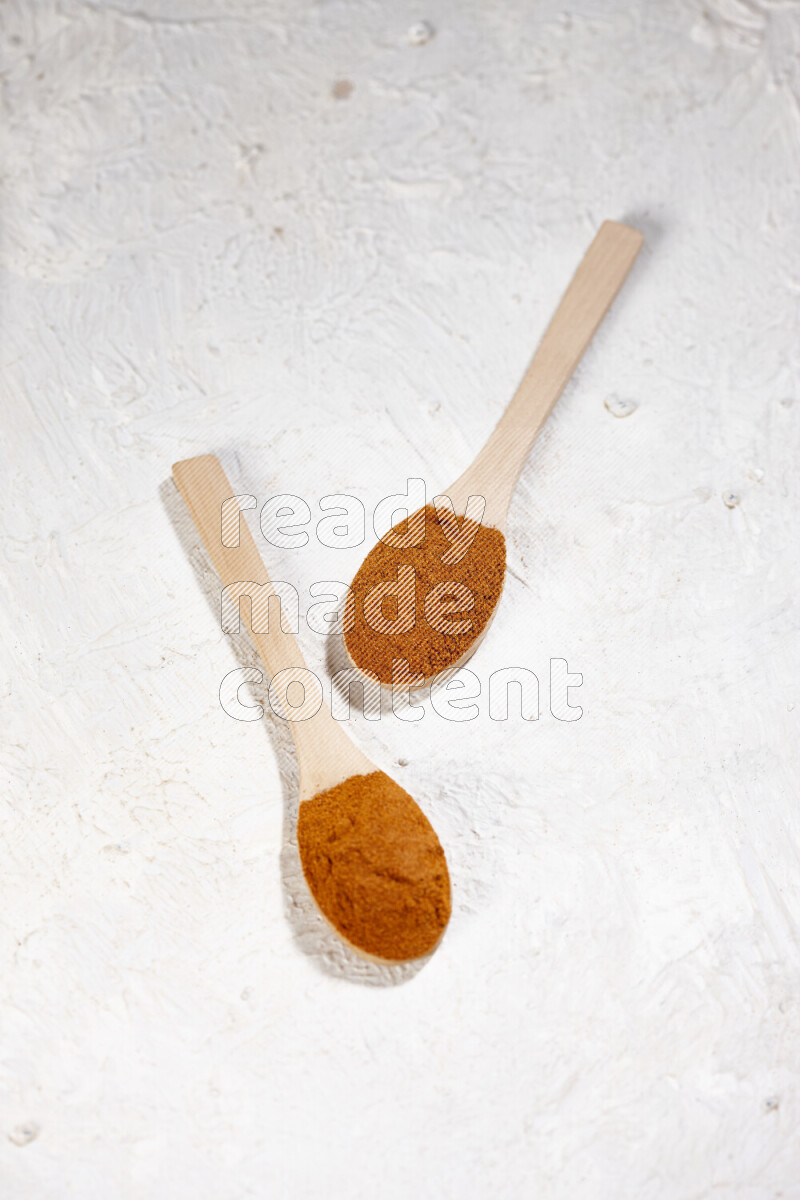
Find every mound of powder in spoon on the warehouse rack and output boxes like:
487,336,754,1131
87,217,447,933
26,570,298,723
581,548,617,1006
344,505,506,683
298,771,451,961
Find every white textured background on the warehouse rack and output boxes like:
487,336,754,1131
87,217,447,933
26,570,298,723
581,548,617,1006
1,1,799,1196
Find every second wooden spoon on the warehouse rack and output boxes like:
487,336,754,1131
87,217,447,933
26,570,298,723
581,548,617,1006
344,220,643,686
173,453,451,962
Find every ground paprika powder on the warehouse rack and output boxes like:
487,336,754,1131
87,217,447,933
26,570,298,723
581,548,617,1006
298,771,451,961
344,505,506,684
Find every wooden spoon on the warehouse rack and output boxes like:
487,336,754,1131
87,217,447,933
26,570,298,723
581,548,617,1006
173,454,451,962
344,220,643,685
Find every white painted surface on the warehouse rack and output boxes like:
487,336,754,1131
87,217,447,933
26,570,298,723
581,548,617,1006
1,1,799,1195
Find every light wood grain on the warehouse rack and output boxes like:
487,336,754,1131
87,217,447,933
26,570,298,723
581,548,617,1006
173,454,375,801
447,220,643,527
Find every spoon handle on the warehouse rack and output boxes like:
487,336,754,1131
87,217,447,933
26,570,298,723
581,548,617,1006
450,220,643,523
173,454,374,799
173,454,309,680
